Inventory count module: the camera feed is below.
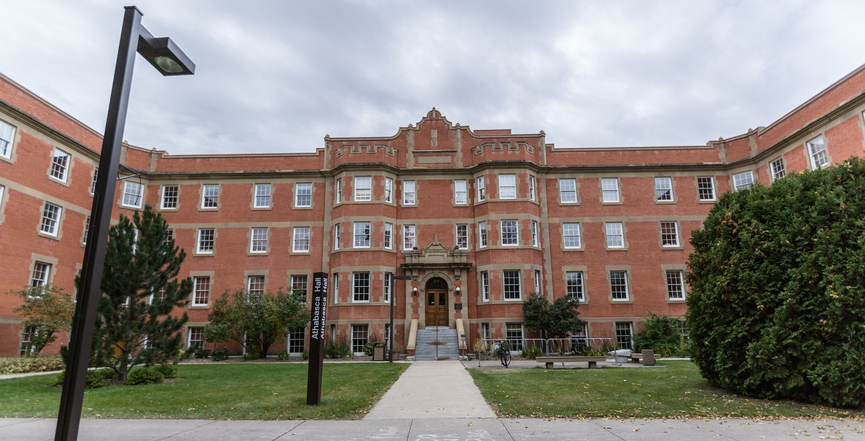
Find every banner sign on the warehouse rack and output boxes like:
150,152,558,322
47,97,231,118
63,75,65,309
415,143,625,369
306,272,328,405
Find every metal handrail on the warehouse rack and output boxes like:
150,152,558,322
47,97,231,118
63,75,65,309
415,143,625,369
475,337,619,366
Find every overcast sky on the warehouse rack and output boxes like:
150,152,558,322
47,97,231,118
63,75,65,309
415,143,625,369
2,1,864,155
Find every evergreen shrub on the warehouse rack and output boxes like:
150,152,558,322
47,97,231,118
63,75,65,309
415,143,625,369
686,157,865,408
127,367,165,385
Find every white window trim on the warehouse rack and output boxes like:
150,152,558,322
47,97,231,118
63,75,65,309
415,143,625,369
295,183,312,207
456,224,469,250
454,179,467,205
478,221,488,248
384,273,392,303
500,220,519,246
666,270,686,300
50,148,71,183
529,176,536,201
606,222,624,249
354,222,371,248
563,223,581,249
807,135,829,170
655,177,673,201
566,271,584,301
733,171,754,191
403,225,416,250
0,119,15,159
476,177,486,201
122,181,143,209
334,224,340,250
498,174,516,199
660,221,680,247
292,227,310,252
403,180,416,205
384,223,393,249
40,202,62,237
697,176,716,201
503,270,522,301
481,271,490,302
192,278,210,306
335,178,342,205
354,177,372,202
201,184,219,209
352,272,370,303
559,178,577,204
610,271,630,301
770,158,786,182
531,221,539,247
385,177,393,203
197,229,215,254
601,178,620,203
254,183,271,208
161,185,179,210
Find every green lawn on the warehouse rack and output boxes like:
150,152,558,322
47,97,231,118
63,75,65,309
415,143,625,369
0,363,407,420
469,360,864,419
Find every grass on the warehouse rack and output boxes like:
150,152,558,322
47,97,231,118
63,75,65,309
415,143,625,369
469,360,864,420
0,363,407,420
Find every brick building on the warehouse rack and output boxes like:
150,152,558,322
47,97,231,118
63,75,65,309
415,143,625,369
2,64,864,358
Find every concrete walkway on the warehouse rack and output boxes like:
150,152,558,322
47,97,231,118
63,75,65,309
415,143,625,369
364,360,497,419
3,417,864,440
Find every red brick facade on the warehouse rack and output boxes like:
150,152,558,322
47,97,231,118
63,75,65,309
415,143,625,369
2,64,865,357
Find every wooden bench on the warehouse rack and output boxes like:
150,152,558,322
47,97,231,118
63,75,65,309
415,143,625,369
536,356,606,369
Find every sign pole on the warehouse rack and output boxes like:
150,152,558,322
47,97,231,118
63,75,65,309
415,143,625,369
307,272,328,405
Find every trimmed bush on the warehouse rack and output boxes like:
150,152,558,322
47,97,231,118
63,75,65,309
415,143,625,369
51,368,115,388
211,346,229,362
153,364,177,379
0,357,64,375
126,367,165,385
633,313,683,354
686,157,865,408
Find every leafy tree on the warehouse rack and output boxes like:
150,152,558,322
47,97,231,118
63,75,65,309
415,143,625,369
5,284,75,356
686,157,865,408
205,288,310,359
633,313,682,352
523,292,584,338
92,204,191,383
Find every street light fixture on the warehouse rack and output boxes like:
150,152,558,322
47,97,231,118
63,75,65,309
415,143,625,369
55,7,194,441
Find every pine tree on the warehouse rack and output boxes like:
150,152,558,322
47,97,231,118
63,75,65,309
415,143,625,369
92,204,190,382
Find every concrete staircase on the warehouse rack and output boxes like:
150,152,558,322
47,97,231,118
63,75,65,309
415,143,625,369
414,327,460,361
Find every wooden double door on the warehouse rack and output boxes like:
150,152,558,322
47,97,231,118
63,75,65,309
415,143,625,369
425,290,448,328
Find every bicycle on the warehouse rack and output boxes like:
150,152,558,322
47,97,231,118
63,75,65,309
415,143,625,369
496,341,512,368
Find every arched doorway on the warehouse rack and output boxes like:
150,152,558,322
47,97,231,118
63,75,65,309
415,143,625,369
424,277,449,328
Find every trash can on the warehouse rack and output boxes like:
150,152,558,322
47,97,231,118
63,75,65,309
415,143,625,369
372,342,386,361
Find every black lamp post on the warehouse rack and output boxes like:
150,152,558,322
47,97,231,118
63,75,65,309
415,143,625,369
55,6,194,441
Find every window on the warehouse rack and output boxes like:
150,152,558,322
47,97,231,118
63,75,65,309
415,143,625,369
770,157,786,181
660,222,679,247
384,273,392,303
666,270,686,300
384,223,393,249
503,270,521,300
481,323,490,340
161,185,178,209
122,182,143,208
20,326,36,356
288,329,305,353
334,224,340,250
384,324,391,348
498,174,516,199
50,149,70,182
481,272,490,302
332,273,339,304
197,228,215,254
454,179,467,204
352,272,370,302
655,177,672,201
254,184,271,208
610,271,629,300
531,221,539,247
291,275,308,294
31,262,51,286
534,270,541,295
188,327,204,348
403,180,416,205
354,177,371,201
193,277,210,306
164,228,174,245
733,171,754,191
248,276,265,295
478,221,488,248
566,271,584,301
529,176,536,201
335,178,342,204
0,119,15,158
560,178,577,203
83,216,90,245
676,321,690,344
354,222,370,248
403,225,416,250
563,223,581,249
201,184,219,208
456,224,468,249
295,183,312,207
807,135,829,169
605,222,624,248
601,178,619,203
40,202,62,236
476,177,486,201
615,322,633,349
501,220,519,246
351,324,368,354
293,227,310,252
505,323,523,351
697,177,715,201
90,167,98,195
385,177,393,203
